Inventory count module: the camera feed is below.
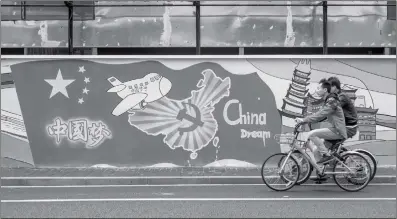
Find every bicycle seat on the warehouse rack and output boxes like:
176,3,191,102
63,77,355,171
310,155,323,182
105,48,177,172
325,139,345,146
324,139,345,151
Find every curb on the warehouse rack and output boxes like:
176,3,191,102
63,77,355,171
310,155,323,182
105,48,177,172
2,166,395,186
1,175,395,186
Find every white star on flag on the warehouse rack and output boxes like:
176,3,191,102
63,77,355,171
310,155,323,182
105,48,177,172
82,87,89,94
78,66,86,73
84,77,90,84
78,98,84,104
44,69,75,99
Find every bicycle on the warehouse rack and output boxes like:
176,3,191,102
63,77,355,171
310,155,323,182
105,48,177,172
278,125,378,185
278,141,378,186
261,123,372,192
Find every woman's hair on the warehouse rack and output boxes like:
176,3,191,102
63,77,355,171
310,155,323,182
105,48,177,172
328,76,341,90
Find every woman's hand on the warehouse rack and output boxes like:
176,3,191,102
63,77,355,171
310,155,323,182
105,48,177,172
295,118,304,124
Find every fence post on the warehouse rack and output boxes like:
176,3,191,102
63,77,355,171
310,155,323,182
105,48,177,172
322,1,328,54
194,1,201,55
65,1,74,55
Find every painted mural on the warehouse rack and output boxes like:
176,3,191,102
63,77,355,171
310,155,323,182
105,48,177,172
1,57,396,168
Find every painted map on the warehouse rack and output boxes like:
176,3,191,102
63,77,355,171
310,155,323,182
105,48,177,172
128,69,231,159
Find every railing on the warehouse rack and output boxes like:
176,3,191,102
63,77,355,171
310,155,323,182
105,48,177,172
1,1,396,55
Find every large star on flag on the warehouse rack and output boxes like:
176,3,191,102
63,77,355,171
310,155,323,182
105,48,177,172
44,69,75,99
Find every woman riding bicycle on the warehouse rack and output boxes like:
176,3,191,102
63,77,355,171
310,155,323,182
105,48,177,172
328,77,358,139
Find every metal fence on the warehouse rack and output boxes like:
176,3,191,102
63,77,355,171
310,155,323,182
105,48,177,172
1,1,396,55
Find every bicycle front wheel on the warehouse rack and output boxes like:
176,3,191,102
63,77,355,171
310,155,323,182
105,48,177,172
262,153,300,191
333,152,372,192
278,150,313,185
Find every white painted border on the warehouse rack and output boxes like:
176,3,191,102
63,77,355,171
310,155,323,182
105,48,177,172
2,183,396,189
2,198,395,203
1,55,396,59
4,0,376,2
1,175,395,180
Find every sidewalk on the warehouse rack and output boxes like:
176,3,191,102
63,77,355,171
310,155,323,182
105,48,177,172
1,166,395,186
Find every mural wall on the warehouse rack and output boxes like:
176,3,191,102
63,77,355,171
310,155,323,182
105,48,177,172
2,57,396,168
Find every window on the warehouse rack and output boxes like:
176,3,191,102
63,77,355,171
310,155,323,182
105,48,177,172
1,1,395,55
328,3,395,48
200,4,323,47
387,1,396,20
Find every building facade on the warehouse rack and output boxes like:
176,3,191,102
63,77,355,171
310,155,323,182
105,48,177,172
356,107,379,140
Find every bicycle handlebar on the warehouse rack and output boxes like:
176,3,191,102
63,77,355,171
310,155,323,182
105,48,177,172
293,122,310,135
293,123,302,135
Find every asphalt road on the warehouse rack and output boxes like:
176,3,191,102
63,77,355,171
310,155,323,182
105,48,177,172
1,184,396,218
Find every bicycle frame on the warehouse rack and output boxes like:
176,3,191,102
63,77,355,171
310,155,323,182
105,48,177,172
279,131,358,175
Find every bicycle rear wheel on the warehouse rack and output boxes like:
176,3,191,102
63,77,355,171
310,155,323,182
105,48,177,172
333,152,372,192
262,153,300,191
340,147,377,182
353,149,377,181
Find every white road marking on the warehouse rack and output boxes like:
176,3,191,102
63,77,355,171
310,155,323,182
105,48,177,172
1,175,395,180
1,176,258,179
152,192,175,196
2,197,395,203
2,183,395,189
376,165,396,168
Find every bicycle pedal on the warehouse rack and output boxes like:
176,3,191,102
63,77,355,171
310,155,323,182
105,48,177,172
311,177,328,181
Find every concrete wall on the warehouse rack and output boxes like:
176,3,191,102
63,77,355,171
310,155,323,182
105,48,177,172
1,56,396,168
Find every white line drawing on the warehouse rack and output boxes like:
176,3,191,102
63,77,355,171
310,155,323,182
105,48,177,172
107,73,172,116
44,69,75,99
1,65,12,73
213,136,219,147
46,117,112,149
127,69,231,160
78,66,86,73
82,88,89,94
76,66,90,105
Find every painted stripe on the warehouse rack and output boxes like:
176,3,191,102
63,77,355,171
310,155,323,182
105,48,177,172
2,197,395,203
2,175,395,180
376,165,397,168
0,176,258,180
2,55,396,59
2,183,396,189
0,165,394,172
